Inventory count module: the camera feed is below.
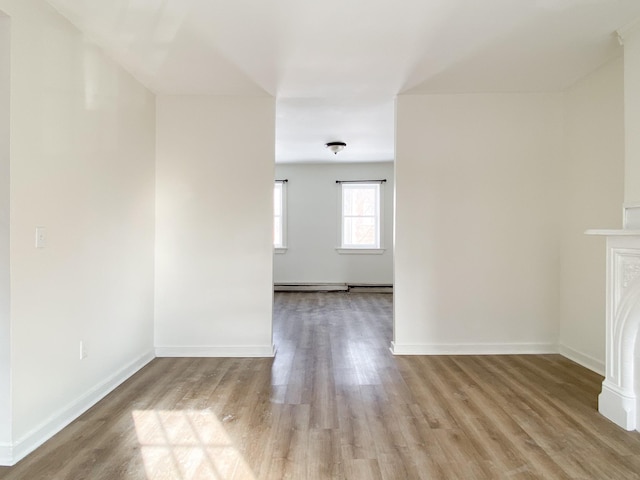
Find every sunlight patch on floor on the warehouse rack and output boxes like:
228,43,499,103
132,410,257,480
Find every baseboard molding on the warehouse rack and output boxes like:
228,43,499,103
274,283,393,293
0,442,12,466
274,283,348,292
558,344,605,375
390,341,557,355
155,344,276,358
5,350,154,467
348,285,393,293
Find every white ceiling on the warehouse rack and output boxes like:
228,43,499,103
45,0,640,163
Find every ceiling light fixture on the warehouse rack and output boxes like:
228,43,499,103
325,141,347,155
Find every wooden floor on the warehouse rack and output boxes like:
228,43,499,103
2,292,640,479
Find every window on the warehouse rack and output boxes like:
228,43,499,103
340,183,381,249
274,181,286,251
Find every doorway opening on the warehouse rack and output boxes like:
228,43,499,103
271,164,395,350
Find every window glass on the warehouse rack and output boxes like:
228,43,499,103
341,183,380,248
274,182,284,247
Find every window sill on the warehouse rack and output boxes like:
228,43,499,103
274,247,288,254
335,248,386,255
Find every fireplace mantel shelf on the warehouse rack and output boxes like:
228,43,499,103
585,229,640,236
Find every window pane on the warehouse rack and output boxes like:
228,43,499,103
343,186,375,216
354,188,375,215
343,217,377,246
274,217,282,246
352,217,375,246
343,188,353,215
274,184,282,216
343,217,353,245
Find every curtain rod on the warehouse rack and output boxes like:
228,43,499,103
275,179,288,183
335,179,387,184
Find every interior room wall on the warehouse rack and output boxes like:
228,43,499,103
1,0,156,465
273,162,394,285
0,12,10,452
394,93,564,354
155,95,275,357
623,29,640,205
559,58,625,374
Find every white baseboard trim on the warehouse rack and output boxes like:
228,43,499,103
558,344,605,375
155,344,276,358
274,283,348,292
4,350,154,467
0,442,12,466
390,341,557,355
274,283,393,293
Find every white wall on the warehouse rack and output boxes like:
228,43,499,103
0,12,10,451
624,29,640,204
273,162,394,285
0,0,156,465
394,93,564,354
155,95,275,357
559,59,625,373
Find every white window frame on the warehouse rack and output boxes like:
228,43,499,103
336,182,385,255
274,181,287,253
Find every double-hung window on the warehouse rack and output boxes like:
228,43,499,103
340,182,381,250
274,181,287,252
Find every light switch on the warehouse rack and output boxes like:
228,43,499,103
35,226,46,248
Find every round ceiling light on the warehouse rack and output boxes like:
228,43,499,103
325,141,347,155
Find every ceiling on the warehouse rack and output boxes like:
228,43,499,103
44,0,640,163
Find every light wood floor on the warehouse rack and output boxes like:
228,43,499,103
2,292,640,479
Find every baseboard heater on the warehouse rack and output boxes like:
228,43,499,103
274,283,393,293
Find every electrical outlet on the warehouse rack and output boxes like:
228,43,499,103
35,226,46,249
79,341,87,360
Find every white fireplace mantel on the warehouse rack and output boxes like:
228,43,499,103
586,228,640,431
